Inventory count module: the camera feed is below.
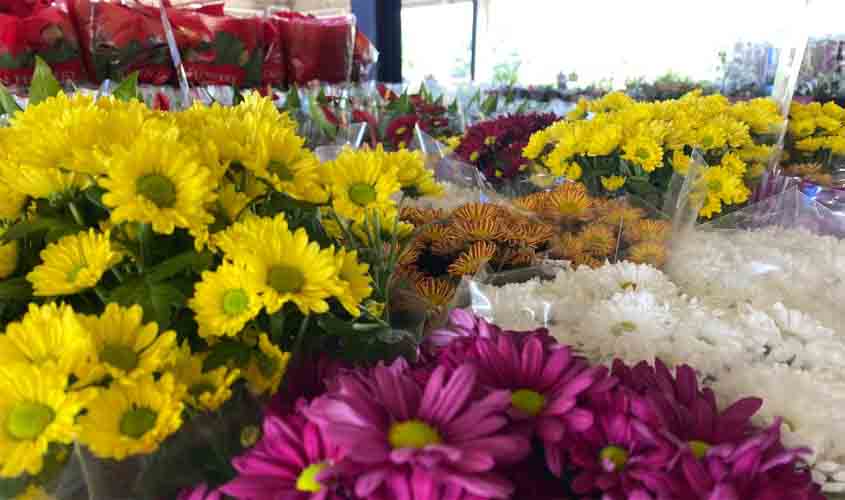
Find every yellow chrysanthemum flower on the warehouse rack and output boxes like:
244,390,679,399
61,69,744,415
795,137,825,152
242,124,328,204
622,137,663,172
788,118,816,139
695,124,727,151
0,182,27,220
15,484,55,500
217,182,253,223
219,215,340,315
326,148,401,223
244,333,291,396
586,123,623,156
0,163,87,200
0,303,92,376
387,149,443,198
349,209,416,244
523,129,550,160
700,166,746,208
0,239,17,279
600,175,626,191
188,262,263,339
74,304,177,386
99,125,217,237
719,152,747,177
168,342,240,412
78,373,185,460
333,248,372,316
26,229,123,297
0,364,96,478
235,91,297,131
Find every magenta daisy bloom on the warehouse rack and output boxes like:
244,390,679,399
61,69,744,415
439,332,611,476
672,419,823,500
221,410,345,500
568,387,675,498
304,360,530,499
177,483,222,500
612,359,763,459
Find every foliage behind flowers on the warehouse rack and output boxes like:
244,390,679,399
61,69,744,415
0,69,441,497
524,91,783,217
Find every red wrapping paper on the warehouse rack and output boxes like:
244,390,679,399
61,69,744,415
277,12,353,85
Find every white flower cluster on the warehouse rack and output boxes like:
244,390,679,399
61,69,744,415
666,226,845,332
469,260,845,493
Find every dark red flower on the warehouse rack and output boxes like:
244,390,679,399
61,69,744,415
385,114,417,149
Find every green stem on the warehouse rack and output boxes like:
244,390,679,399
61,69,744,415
68,202,85,226
137,223,151,272
93,285,109,304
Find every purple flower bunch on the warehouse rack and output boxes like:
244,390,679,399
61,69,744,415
188,309,823,500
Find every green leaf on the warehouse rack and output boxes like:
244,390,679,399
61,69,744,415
308,96,337,138
29,56,62,106
447,98,458,114
203,340,250,372
212,32,245,66
145,250,211,283
317,314,359,337
2,216,76,242
481,93,499,116
0,277,33,300
108,279,186,328
0,83,22,117
286,84,301,113
112,71,140,101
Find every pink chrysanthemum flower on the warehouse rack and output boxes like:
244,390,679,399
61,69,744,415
221,410,345,500
304,360,530,499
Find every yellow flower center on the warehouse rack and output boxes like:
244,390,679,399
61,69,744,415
6,402,54,440
348,183,377,207
188,382,215,398
599,445,629,471
689,440,711,459
119,407,158,439
395,126,408,136
511,389,546,416
240,425,261,447
66,263,87,283
707,180,723,193
296,462,328,493
611,321,637,335
100,343,139,372
256,351,280,377
136,174,177,208
388,419,441,449
470,151,480,162
268,265,305,294
222,288,250,316
619,281,637,291
701,135,714,148
484,136,497,146
268,160,294,182
636,148,650,160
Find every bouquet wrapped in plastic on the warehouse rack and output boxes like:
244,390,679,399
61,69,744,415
0,0,86,87
276,11,354,85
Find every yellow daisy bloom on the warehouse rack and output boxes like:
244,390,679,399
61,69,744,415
217,182,253,223
326,148,400,223
223,215,340,315
600,175,626,191
627,241,668,268
0,163,87,200
0,303,92,377
795,137,825,153
333,248,372,316
579,224,617,258
694,124,727,151
15,484,55,500
0,239,17,279
0,364,96,478
244,333,291,396
167,342,240,412
74,304,177,386
235,91,297,131
448,241,497,277
384,148,443,198
622,137,663,172
349,209,416,244
78,373,185,460
242,124,328,204
413,277,456,308
99,125,217,236
670,150,692,175
788,118,816,138
586,124,623,156
188,262,264,339
0,182,27,220
26,229,123,297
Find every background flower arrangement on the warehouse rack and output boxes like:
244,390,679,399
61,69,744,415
0,63,444,498
523,91,783,217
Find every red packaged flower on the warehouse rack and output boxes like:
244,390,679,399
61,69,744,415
71,0,173,84
260,16,283,87
0,0,86,87
169,7,262,87
277,12,354,85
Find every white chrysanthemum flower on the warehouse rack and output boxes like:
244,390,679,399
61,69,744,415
591,261,678,301
574,290,677,362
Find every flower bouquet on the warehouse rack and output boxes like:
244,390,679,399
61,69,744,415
168,4,264,88
179,308,823,499
452,112,558,188
525,91,783,218
275,11,355,86
0,63,444,497
0,0,86,88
